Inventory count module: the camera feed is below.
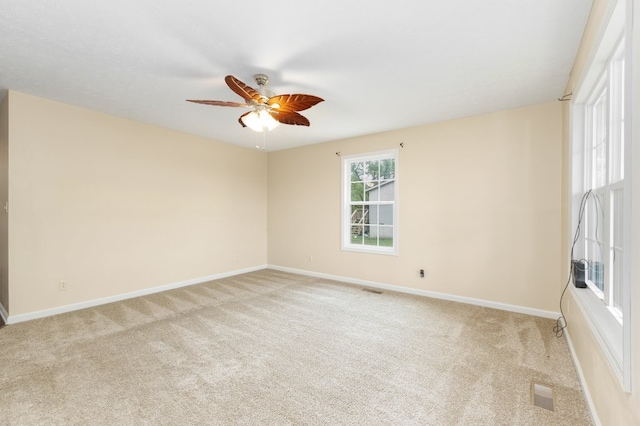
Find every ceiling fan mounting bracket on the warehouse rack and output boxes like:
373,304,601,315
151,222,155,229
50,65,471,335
254,73,269,87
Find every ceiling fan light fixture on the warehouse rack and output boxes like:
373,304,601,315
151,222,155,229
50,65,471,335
242,110,279,132
187,74,323,131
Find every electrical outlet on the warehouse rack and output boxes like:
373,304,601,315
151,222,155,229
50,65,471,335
420,269,425,278
58,281,67,291
308,255,313,262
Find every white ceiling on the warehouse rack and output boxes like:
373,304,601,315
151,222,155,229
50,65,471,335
0,1,592,151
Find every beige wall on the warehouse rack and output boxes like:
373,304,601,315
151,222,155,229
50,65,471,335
0,93,8,314
268,102,563,312
6,91,267,316
561,0,640,424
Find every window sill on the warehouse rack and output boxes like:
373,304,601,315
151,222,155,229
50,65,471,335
584,281,623,325
570,284,623,382
341,245,398,256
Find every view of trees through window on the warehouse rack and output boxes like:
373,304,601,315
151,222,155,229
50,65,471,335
347,155,396,250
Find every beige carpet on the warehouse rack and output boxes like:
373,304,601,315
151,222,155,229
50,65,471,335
1,270,591,425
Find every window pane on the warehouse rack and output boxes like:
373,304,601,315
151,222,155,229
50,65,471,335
586,241,605,292
609,55,624,184
366,160,379,182
366,184,379,202
377,205,393,225
585,193,604,242
368,205,379,225
611,127,624,183
351,162,365,182
350,204,370,225
594,143,607,188
613,250,623,310
585,192,605,292
364,227,392,246
592,89,608,188
350,225,364,244
364,227,378,246
612,189,624,248
612,189,624,310
378,226,394,246
590,260,605,292
380,158,395,180
351,183,365,202
379,180,395,201
363,226,393,247
350,205,365,224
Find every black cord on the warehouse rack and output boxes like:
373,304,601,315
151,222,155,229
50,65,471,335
554,190,592,337
558,92,573,102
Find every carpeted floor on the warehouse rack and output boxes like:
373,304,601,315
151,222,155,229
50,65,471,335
0,269,592,425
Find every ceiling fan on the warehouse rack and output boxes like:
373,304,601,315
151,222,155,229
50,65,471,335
187,74,323,132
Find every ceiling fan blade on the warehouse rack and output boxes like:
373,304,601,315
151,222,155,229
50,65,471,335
238,111,250,127
267,94,323,112
225,75,264,104
271,110,311,126
186,99,249,107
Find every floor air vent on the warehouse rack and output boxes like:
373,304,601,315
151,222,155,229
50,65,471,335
531,381,555,411
362,288,383,294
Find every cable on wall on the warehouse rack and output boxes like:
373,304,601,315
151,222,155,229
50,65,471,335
558,93,572,102
554,189,592,337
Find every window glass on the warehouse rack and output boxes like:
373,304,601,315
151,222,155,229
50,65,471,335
342,150,398,254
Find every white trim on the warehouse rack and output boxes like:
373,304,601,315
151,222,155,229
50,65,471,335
564,328,602,426
574,0,625,104
341,246,399,256
4,264,267,325
268,265,560,320
621,0,634,393
0,301,8,324
570,285,624,382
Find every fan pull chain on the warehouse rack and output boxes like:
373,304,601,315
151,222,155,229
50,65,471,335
255,129,267,151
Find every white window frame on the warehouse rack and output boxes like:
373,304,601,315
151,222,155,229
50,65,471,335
341,149,398,255
569,0,632,392
582,41,625,318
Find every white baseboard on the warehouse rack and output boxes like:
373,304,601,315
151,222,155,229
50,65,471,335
268,264,560,320
4,263,560,324
564,329,601,426
5,264,267,325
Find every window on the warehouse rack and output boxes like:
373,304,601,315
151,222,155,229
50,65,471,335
342,150,398,255
583,39,625,320
570,0,631,391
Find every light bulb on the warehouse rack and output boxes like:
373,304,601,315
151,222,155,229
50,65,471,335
241,110,279,132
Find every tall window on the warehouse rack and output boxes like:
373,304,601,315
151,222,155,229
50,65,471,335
342,150,398,255
583,38,625,321
571,0,631,391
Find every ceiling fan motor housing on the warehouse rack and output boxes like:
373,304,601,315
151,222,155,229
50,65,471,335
254,73,269,87
254,74,274,99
